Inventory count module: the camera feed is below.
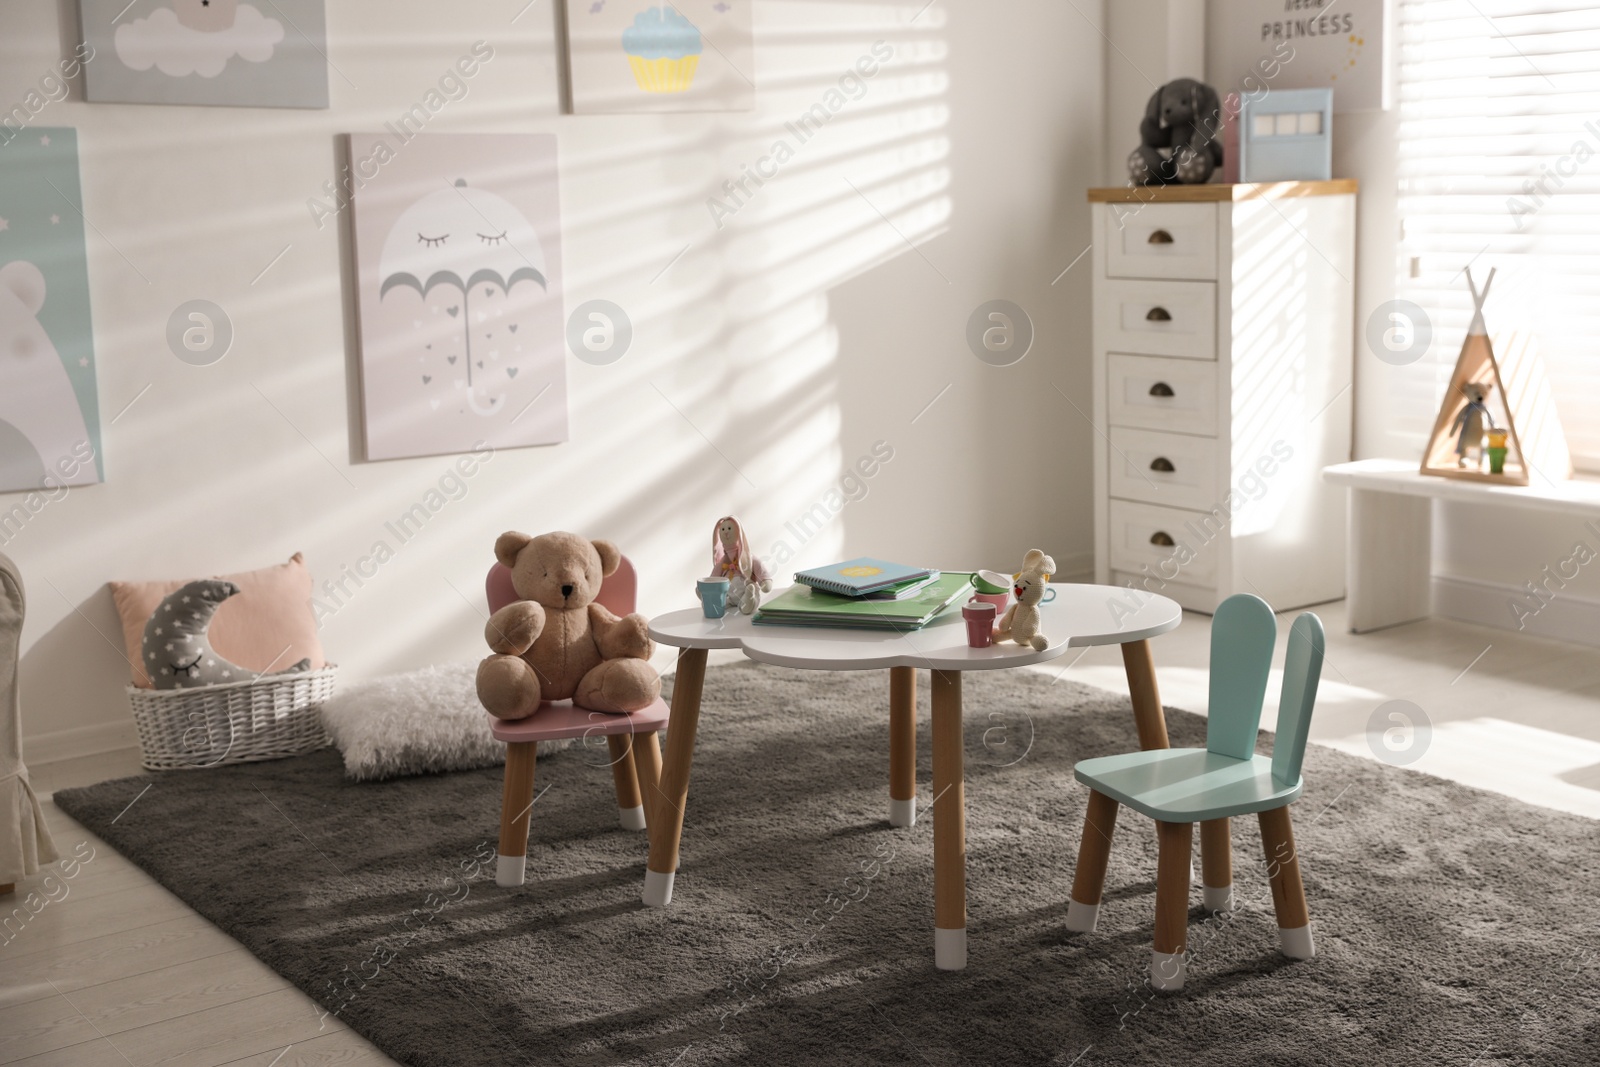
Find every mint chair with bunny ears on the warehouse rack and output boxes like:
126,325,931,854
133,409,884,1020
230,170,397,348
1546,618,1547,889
0,551,58,893
1063,594,1325,991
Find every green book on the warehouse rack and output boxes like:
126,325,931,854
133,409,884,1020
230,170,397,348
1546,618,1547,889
754,572,973,631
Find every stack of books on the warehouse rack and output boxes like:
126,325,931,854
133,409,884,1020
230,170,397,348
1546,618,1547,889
754,557,971,631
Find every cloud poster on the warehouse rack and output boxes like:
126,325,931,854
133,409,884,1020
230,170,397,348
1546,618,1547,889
79,0,330,109
348,133,568,462
0,128,102,495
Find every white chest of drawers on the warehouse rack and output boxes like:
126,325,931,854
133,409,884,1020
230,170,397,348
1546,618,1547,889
1087,181,1357,614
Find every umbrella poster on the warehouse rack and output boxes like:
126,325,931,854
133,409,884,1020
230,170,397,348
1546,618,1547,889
564,0,754,113
0,128,103,495
349,133,567,462
78,0,330,109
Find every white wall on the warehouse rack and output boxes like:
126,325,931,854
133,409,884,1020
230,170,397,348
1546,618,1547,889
0,0,1105,755
1205,3,1600,646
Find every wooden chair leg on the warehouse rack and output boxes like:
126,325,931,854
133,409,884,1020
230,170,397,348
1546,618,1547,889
888,666,917,828
1066,789,1119,932
606,734,646,831
1199,817,1234,913
633,731,663,828
644,647,707,908
1259,805,1314,959
497,741,537,887
0,884,13,895
1151,819,1193,991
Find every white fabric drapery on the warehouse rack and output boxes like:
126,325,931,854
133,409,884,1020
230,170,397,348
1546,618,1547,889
1,552,58,885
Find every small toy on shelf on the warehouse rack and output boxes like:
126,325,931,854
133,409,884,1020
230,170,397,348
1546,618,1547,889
1487,429,1509,475
994,550,1058,652
711,516,772,615
1451,382,1495,470
1129,78,1224,186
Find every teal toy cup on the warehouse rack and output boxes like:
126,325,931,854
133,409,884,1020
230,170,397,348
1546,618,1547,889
696,577,730,618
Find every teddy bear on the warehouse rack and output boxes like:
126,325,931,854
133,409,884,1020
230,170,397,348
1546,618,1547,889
1129,78,1224,186
994,549,1057,652
711,516,772,614
475,531,661,720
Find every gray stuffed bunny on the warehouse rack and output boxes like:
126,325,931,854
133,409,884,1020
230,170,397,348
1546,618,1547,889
142,579,311,690
1130,78,1225,186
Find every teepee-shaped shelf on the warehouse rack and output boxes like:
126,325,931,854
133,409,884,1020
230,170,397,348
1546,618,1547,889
1420,268,1573,486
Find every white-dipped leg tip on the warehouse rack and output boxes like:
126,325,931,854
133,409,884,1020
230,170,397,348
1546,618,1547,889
934,927,967,971
1279,924,1315,959
496,854,526,888
1150,949,1186,991
1065,898,1100,933
642,868,675,908
1202,884,1235,913
618,805,647,832
889,798,917,828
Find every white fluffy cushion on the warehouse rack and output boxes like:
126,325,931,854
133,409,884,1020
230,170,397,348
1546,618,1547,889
320,661,568,781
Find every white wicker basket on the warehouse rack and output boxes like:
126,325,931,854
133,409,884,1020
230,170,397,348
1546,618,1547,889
126,666,338,771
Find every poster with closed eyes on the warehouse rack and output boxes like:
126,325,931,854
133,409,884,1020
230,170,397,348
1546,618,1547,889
348,133,568,461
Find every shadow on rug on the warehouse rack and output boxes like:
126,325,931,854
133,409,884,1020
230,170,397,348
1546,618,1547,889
54,663,1600,1066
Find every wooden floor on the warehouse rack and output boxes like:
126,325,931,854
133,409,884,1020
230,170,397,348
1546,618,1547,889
6,601,1598,1066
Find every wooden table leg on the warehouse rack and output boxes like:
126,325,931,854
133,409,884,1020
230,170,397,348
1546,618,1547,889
606,733,646,831
930,669,966,970
1120,639,1170,751
1199,817,1234,912
889,666,917,828
1259,805,1314,959
1152,819,1193,991
496,741,537,887
643,647,708,907
1122,638,1188,871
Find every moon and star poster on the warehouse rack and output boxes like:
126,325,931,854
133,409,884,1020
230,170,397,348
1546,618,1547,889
348,133,567,461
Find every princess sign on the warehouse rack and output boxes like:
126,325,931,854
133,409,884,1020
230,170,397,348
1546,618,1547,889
1211,0,1392,113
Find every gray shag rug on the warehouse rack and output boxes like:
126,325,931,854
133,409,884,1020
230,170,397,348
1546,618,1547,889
54,663,1600,1066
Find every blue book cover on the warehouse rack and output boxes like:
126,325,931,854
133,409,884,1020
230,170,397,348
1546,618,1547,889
793,557,934,596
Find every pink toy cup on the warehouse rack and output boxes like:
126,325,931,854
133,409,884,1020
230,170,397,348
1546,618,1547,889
962,599,997,648
971,590,1009,612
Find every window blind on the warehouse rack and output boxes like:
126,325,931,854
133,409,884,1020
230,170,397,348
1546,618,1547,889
1397,0,1600,471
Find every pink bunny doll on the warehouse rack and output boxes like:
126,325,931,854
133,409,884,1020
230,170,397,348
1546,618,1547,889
711,516,773,614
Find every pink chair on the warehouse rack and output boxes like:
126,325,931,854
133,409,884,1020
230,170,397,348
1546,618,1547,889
485,557,669,887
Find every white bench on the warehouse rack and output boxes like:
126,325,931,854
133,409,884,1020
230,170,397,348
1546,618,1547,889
1322,459,1600,632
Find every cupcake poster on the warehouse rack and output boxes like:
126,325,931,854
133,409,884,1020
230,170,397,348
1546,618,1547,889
564,1,754,113
349,133,568,462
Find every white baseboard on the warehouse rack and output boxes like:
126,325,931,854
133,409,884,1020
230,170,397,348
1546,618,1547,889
1433,574,1600,649
1056,550,1095,584
26,720,138,766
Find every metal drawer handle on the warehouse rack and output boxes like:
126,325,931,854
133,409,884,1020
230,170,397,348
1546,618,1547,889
1148,381,1175,397
1150,457,1175,472
1149,531,1176,547
1146,306,1172,322
1148,229,1175,245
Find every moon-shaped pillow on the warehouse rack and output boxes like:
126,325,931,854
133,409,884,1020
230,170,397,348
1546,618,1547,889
142,579,311,690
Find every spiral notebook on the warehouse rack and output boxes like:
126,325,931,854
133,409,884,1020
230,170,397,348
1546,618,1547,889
754,572,972,631
793,558,934,596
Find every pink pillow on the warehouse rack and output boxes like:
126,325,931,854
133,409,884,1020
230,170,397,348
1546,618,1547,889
111,553,326,689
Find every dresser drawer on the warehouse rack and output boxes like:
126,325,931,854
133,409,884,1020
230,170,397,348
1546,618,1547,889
1107,354,1218,435
1107,499,1222,587
1108,427,1219,511
1097,278,1216,360
1104,203,1218,280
